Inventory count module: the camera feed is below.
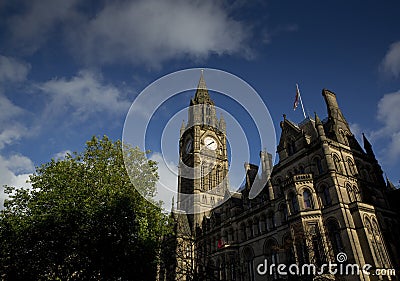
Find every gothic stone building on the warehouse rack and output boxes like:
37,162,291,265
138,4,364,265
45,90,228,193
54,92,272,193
158,73,400,281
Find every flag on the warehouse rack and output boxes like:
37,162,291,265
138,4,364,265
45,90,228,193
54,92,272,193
293,84,300,110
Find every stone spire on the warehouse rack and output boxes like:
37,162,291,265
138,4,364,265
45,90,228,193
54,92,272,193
191,70,214,105
315,112,326,138
322,89,350,143
180,120,186,137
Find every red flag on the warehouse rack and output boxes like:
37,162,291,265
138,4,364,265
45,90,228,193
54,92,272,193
217,239,224,249
293,84,300,110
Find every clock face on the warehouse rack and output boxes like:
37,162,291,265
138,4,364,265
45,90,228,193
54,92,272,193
204,136,217,150
185,139,193,154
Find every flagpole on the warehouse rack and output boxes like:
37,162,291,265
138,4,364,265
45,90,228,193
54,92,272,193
296,83,307,119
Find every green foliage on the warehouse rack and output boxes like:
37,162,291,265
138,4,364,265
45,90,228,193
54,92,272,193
0,136,171,280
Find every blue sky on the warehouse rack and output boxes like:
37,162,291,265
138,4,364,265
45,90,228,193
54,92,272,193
1,0,400,209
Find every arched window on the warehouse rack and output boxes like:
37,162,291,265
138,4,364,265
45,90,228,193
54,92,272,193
264,239,279,279
326,220,343,255
283,235,295,264
279,203,288,224
347,184,359,202
321,185,332,206
314,157,323,175
216,166,222,185
303,189,314,209
333,155,342,173
299,165,305,174
267,211,275,230
289,192,299,214
243,247,255,281
347,158,356,176
372,219,387,267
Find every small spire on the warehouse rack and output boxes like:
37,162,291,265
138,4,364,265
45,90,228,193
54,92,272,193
315,112,326,138
314,112,321,124
362,133,375,158
197,69,207,90
180,120,186,137
192,69,214,105
385,176,396,190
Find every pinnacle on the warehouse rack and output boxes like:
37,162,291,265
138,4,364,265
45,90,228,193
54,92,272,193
197,69,207,90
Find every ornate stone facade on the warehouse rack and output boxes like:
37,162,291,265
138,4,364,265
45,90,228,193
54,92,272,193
158,74,400,281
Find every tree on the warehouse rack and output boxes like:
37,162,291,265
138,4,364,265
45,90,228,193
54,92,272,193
0,136,171,280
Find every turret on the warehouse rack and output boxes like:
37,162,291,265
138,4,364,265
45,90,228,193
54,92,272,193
260,150,272,179
322,89,350,143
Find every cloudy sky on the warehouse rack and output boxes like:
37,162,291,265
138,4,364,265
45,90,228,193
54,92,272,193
1,0,400,209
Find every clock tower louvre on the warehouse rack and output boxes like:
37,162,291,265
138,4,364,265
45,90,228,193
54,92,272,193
177,70,229,230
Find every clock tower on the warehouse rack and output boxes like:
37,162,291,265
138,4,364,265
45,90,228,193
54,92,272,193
177,70,229,230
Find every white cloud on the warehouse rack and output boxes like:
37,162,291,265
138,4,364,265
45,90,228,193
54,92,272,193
5,0,251,67
349,122,363,144
373,90,400,163
0,55,31,82
38,70,131,121
0,94,30,149
0,153,34,209
7,0,79,54
380,41,400,78
66,0,251,67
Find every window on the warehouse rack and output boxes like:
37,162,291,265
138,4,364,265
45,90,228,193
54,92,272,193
208,167,213,190
333,155,342,173
347,184,358,202
289,192,299,214
327,220,343,255
315,157,323,175
347,159,355,176
216,166,221,185
371,219,387,267
243,247,255,281
287,139,296,156
267,212,275,230
283,235,295,264
279,204,288,223
264,240,278,279
322,185,332,206
303,190,314,209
